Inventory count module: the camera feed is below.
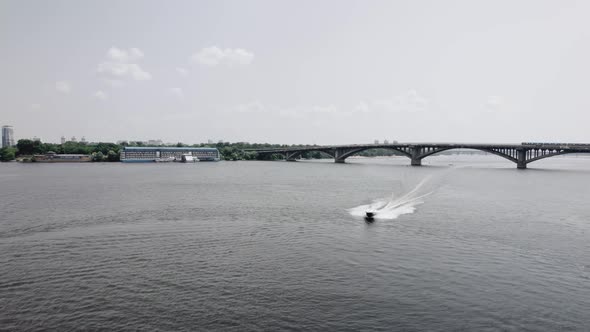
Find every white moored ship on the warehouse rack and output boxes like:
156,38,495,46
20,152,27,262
180,154,199,163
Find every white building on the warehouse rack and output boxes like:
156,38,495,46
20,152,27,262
2,125,15,147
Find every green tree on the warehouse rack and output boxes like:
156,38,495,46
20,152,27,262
107,150,119,162
0,147,16,161
42,143,61,154
92,151,105,162
94,142,119,155
16,139,35,155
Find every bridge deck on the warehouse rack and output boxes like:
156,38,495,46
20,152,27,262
249,142,590,153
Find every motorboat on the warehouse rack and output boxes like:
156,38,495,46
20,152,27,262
365,211,376,222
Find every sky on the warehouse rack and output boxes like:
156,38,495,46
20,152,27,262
1,0,589,145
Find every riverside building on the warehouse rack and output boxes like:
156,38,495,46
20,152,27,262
2,125,15,147
120,147,220,162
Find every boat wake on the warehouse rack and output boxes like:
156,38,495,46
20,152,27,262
348,177,433,220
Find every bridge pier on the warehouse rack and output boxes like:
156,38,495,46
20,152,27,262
334,148,347,163
410,147,422,166
517,149,527,169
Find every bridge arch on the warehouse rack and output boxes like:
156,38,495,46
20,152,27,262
417,147,518,164
526,150,590,164
263,149,335,161
256,151,287,160
301,149,335,158
287,149,335,160
336,146,412,162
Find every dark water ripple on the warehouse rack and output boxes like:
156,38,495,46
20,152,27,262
1,158,589,331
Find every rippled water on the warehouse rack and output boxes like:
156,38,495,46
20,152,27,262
1,156,589,331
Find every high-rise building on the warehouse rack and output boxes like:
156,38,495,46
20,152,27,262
81,136,87,143
33,136,41,142
71,136,77,142
2,125,15,148
61,136,66,144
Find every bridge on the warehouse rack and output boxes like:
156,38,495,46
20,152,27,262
250,143,590,169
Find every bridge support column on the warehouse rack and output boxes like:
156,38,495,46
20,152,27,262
286,152,299,161
517,149,527,169
410,148,422,166
334,149,346,163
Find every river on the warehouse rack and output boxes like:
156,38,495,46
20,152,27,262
1,155,589,331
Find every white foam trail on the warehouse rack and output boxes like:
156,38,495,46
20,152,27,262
348,177,433,220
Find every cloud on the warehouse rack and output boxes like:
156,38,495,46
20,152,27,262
404,90,429,110
167,87,184,98
277,105,340,119
354,101,370,113
56,81,71,93
485,95,504,112
192,46,254,66
236,101,266,113
358,90,429,113
97,62,151,80
310,104,337,114
107,47,144,62
278,107,301,119
103,79,125,88
235,102,344,119
233,94,427,120
30,103,41,109
94,90,108,100
176,67,188,76
97,47,152,81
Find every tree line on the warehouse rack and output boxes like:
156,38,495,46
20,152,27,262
0,139,121,162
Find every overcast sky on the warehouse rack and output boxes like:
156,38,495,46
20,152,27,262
1,0,589,144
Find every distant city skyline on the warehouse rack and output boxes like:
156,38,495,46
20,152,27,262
2,0,590,145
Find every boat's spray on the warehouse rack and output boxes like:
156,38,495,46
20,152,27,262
348,176,433,220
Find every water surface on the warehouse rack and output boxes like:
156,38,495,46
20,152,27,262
1,156,589,331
